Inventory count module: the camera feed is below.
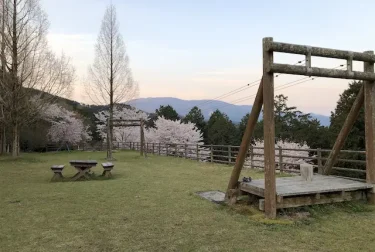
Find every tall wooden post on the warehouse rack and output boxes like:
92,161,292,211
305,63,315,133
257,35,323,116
196,144,199,161
228,146,232,164
107,117,113,160
364,51,375,203
210,145,213,163
323,85,364,175
106,118,109,157
140,120,144,156
317,148,323,174
250,146,254,169
226,79,264,197
142,121,147,158
278,146,283,172
263,37,276,219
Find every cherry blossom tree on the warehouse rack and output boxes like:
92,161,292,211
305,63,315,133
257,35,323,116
43,104,91,145
146,117,208,160
94,106,148,143
94,109,209,160
146,117,202,144
245,140,313,170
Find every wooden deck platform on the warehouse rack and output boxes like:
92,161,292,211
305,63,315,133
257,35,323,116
239,175,374,210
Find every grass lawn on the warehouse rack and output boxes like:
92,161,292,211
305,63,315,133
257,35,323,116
1,151,375,252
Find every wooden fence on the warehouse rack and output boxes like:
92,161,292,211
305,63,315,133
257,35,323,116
44,141,365,179
111,142,366,179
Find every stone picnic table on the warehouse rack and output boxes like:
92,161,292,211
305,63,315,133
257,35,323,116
69,160,98,181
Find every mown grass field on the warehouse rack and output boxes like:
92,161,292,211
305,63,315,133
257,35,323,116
1,150,375,252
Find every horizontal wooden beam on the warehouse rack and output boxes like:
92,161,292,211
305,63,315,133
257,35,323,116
112,124,141,127
269,64,375,81
239,182,265,197
268,41,375,62
332,167,366,174
111,119,142,122
258,190,366,210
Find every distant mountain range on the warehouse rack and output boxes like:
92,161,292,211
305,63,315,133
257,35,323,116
128,97,331,126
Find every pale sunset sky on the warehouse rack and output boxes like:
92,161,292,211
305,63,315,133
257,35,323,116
42,0,375,116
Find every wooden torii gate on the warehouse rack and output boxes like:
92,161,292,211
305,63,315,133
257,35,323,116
226,37,375,218
107,119,147,160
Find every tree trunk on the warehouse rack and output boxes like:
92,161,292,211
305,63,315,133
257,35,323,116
10,0,19,157
0,0,5,156
0,129,2,154
108,102,113,160
16,129,19,156
107,7,114,160
0,126,4,154
106,117,110,159
2,127,5,154
0,1,6,155
12,122,18,157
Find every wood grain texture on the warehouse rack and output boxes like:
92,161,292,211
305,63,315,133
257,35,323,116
240,175,373,197
364,50,375,204
300,164,313,181
269,41,375,62
270,63,375,81
258,190,365,210
263,37,276,219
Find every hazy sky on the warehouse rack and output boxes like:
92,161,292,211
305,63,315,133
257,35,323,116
42,0,375,116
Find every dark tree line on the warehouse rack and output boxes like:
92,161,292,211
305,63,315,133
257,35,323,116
156,94,330,149
328,81,366,177
155,82,365,169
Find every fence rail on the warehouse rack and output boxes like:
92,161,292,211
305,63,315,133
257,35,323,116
109,142,366,178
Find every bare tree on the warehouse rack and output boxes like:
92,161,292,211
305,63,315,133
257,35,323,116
0,0,75,157
86,4,138,160
0,0,8,154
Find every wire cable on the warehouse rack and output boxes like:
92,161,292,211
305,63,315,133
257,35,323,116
181,60,305,114
204,64,345,112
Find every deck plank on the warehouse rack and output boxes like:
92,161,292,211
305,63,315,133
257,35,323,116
240,175,373,197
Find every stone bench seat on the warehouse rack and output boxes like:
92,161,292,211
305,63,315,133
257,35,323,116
102,162,114,169
50,165,65,181
101,162,114,178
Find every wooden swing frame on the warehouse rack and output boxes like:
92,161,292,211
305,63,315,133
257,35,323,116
106,118,147,160
226,37,375,218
